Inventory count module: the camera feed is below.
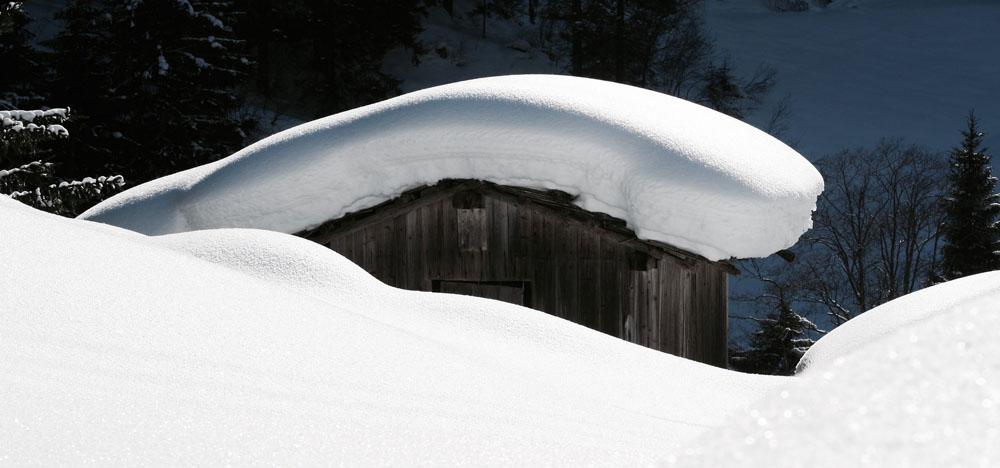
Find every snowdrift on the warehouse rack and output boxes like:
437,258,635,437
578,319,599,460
80,74,823,261
5,197,1000,466
797,271,1000,372
0,196,781,466
674,272,1000,467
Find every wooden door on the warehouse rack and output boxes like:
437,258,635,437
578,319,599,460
434,280,529,307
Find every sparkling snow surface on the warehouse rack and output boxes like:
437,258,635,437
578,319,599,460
673,272,1000,468
797,272,1000,372
6,197,1000,466
0,197,782,466
80,75,823,261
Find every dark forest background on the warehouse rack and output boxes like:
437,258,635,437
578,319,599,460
3,0,777,202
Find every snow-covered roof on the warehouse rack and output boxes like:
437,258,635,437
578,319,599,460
80,75,822,261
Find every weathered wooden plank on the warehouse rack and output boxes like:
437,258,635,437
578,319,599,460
297,181,732,368
360,225,372,273
414,205,428,290
457,208,487,252
348,229,360,268
647,265,660,350
545,211,559,316
393,213,407,288
578,231,599,330
503,198,516,277
485,196,502,279
598,236,618,337
528,206,545,312
497,282,524,305
635,269,648,346
719,267,729,367
566,224,580,324
441,198,456,279
429,199,443,280
516,198,529,278
657,259,676,355
554,220,570,321
679,267,693,358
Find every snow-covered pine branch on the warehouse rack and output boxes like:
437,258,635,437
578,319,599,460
1,107,126,216
47,0,254,185
1,108,70,140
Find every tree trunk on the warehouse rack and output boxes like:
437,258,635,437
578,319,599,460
615,0,624,82
571,0,582,76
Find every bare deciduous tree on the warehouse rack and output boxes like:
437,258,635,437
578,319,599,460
739,140,946,330
805,140,946,323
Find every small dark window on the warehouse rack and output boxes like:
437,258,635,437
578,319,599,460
457,208,488,251
628,251,653,271
453,190,488,251
433,280,531,307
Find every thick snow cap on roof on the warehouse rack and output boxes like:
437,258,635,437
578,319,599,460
80,74,823,260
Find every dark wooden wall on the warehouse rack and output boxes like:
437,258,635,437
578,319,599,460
301,181,729,367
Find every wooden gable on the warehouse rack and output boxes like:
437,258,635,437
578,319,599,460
299,179,731,367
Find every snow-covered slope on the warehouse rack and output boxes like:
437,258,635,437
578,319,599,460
80,75,823,261
705,0,1000,158
1,196,784,466
796,271,1000,372
8,196,1000,466
673,271,1000,468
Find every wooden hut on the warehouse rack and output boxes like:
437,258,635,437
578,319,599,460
300,179,735,367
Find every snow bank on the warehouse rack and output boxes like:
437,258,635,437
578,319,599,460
797,271,1000,372
8,195,1000,466
1,197,783,466
671,273,1000,467
80,74,823,261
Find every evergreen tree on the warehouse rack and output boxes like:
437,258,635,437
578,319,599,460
731,293,820,376
304,0,425,115
46,0,254,185
1,108,125,216
238,0,310,98
1,2,122,216
939,113,1000,280
0,1,44,108
545,0,687,86
470,0,524,39
540,0,775,113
